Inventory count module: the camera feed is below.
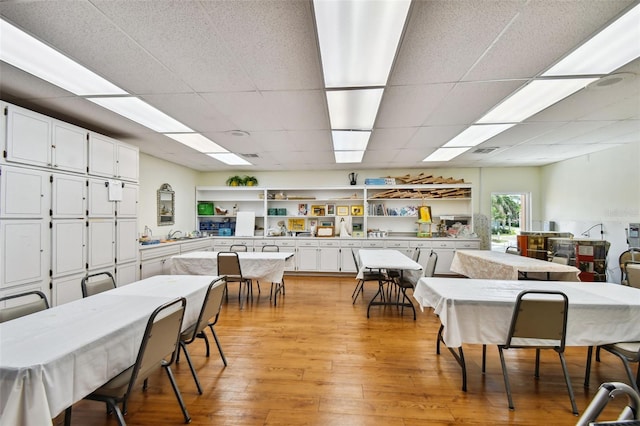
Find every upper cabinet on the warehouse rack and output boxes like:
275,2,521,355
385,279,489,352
88,132,139,182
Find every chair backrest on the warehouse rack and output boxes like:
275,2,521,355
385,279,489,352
505,290,568,350
183,278,226,342
505,246,521,255
82,271,116,297
625,261,640,289
230,244,248,252
262,245,279,252
412,247,421,263
130,297,186,393
217,251,243,278
551,253,569,265
351,248,361,271
0,290,49,323
424,250,438,277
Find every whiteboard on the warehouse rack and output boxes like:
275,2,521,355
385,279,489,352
235,211,255,237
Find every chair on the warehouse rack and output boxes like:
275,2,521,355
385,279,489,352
586,342,640,394
0,290,49,323
65,297,190,425
497,290,578,415
178,278,227,394
551,253,570,265
351,249,388,304
620,249,640,284
505,246,521,255
624,261,640,288
81,271,116,297
395,250,437,320
217,251,253,309
229,244,248,252
261,245,286,305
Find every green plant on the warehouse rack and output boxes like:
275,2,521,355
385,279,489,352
243,175,258,186
226,175,244,186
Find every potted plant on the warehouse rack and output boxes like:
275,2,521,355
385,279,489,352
226,175,244,186
243,176,258,186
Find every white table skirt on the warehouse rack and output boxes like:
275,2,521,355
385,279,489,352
0,275,220,425
413,277,640,348
450,249,581,281
170,251,294,283
356,249,423,285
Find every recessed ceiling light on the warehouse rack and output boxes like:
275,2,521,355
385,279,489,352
228,130,250,137
423,147,470,162
588,72,635,90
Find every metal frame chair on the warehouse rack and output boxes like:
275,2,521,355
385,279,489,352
395,250,437,321
497,290,577,414
81,271,116,297
229,244,248,252
586,342,640,394
178,278,227,394
261,244,286,305
350,249,388,304
0,290,49,323
624,261,640,288
65,297,190,425
505,246,521,255
217,251,253,309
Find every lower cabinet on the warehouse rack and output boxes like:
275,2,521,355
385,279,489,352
139,245,180,279
318,241,340,272
116,261,139,286
297,240,319,271
51,272,86,306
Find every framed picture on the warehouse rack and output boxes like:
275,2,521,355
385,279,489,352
297,203,308,216
351,205,364,216
288,218,305,231
311,205,326,216
317,226,335,237
326,204,336,216
336,205,349,216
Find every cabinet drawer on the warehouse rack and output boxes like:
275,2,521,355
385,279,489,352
233,239,254,247
180,240,212,253
361,241,385,248
410,241,432,248
213,239,234,247
385,240,409,249
140,245,180,261
431,240,456,249
340,241,361,248
319,240,340,248
455,240,480,249
297,240,319,247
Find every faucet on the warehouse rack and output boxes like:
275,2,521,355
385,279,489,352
168,229,182,239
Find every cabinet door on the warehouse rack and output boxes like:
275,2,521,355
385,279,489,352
116,219,138,264
51,272,85,306
88,133,117,178
116,143,139,182
88,179,115,217
0,220,47,289
52,120,87,173
319,247,340,272
5,104,52,167
117,184,138,217
51,220,86,278
433,249,456,275
340,248,359,273
0,166,49,218
87,219,115,270
116,261,139,286
52,174,86,218
297,247,318,271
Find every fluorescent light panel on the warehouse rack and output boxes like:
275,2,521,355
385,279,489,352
87,97,193,133
477,78,597,124
332,130,371,150
335,150,365,163
207,153,252,166
423,147,470,162
326,89,383,129
0,19,127,96
165,133,228,153
314,0,411,88
443,124,516,148
543,3,640,76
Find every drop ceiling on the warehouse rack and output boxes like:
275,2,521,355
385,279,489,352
0,0,638,172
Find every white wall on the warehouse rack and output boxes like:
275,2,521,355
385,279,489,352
541,142,640,282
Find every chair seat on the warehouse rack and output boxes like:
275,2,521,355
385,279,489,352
604,342,640,360
92,366,135,397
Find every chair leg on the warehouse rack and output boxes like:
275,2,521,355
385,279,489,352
64,406,72,426
498,346,515,410
105,398,126,426
208,323,228,367
534,348,541,378
436,324,444,354
584,346,593,388
179,341,203,394
197,331,211,357
482,344,487,374
558,351,579,415
352,280,364,303
164,365,191,424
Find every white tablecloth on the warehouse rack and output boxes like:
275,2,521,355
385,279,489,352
450,249,581,281
0,275,220,426
170,251,294,283
357,249,423,285
413,277,640,348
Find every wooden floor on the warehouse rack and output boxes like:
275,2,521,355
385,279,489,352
60,276,635,425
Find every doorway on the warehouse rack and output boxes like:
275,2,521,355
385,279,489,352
491,192,530,252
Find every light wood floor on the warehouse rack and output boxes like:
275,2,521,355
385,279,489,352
60,276,635,425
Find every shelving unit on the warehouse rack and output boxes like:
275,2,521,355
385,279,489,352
548,238,610,282
195,187,264,236
517,231,573,260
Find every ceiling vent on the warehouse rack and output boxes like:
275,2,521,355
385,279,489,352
472,147,499,154
241,153,259,158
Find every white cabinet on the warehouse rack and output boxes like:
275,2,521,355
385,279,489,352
0,166,49,218
318,240,340,272
297,240,319,271
4,104,87,173
88,133,139,182
52,174,86,218
0,220,48,289
139,244,180,279
431,240,457,275
115,262,139,286
116,219,138,265
339,240,361,273
87,219,115,270
51,220,86,278
51,272,85,306
88,178,115,217
179,239,212,254
117,183,138,217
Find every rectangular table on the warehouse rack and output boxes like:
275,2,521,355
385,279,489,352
450,249,581,281
0,275,222,425
413,277,640,390
358,249,423,319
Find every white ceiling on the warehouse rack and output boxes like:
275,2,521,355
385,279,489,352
0,0,638,172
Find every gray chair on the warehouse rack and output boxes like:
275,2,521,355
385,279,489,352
497,290,577,415
217,251,253,309
551,253,570,265
505,246,521,255
586,342,640,394
229,244,248,252
261,244,286,305
0,290,49,323
81,271,116,297
395,250,437,321
351,249,388,304
624,261,640,289
65,297,190,425
178,278,227,394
